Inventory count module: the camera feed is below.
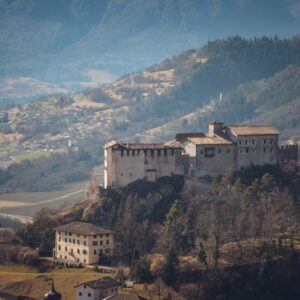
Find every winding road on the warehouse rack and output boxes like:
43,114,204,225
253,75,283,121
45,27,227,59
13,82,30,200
0,189,85,225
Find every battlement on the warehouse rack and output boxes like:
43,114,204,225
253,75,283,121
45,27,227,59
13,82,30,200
278,143,298,166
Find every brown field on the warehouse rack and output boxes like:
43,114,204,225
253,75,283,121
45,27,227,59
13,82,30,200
0,180,88,218
0,264,182,300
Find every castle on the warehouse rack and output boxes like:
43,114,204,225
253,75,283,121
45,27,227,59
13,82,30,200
103,121,298,188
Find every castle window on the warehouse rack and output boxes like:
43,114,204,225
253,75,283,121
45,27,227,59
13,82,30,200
204,147,215,158
121,150,124,156
151,150,154,157
164,149,167,156
100,241,103,245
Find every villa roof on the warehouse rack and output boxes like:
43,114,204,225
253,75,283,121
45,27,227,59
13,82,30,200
55,222,113,236
226,125,279,136
185,136,232,145
74,277,119,290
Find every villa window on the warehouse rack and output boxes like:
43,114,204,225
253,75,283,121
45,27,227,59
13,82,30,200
100,241,103,246
93,241,98,246
78,292,82,296
58,245,61,250
94,250,97,255
106,240,109,245
239,149,243,154
245,140,248,145
77,249,80,254
158,150,161,157
252,139,255,145
84,241,86,246
239,140,242,145
270,139,273,144
246,148,249,153
65,246,67,251
83,250,87,255
264,139,266,144
151,150,154,157
164,149,167,156
218,149,221,154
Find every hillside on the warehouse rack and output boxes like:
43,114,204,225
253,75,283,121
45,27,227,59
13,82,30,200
1,36,300,192
1,0,300,102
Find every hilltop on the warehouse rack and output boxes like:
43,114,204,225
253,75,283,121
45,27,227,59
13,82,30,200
1,36,300,192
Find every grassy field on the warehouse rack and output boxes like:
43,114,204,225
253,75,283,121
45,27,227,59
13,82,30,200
12,149,66,162
0,264,181,300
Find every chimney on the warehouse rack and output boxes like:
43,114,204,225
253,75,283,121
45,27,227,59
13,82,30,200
208,121,224,137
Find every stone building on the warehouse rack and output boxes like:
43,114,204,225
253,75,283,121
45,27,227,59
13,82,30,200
104,140,183,188
103,121,298,188
54,222,114,265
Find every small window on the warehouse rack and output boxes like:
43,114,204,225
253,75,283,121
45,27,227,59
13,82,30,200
164,149,167,156
69,233,72,236
270,147,273,152
84,241,87,246
239,140,242,145
94,235,97,239
253,149,256,153
106,240,109,245
121,150,124,156
239,149,243,154
226,149,230,154
132,150,135,156
65,246,68,251
121,173,123,176
204,147,215,158
200,150,204,155
84,259,86,263
84,285,86,289
58,245,61,250
100,234,103,238
79,292,82,296
94,250,97,255
144,150,147,157
88,293,91,297
77,249,80,254
100,241,103,246
151,149,154,157
83,250,87,255
69,238,71,243
171,149,174,156
73,239,75,244
245,140,248,145
106,233,109,237
158,150,161,157
127,150,130,156
270,139,273,144
246,148,249,153
65,238,67,242
264,139,266,144
218,149,221,154
93,241,98,246
59,237,61,242
252,139,255,145
263,147,266,153
77,240,80,245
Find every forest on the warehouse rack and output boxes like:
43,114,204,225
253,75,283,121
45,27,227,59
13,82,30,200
10,161,300,299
